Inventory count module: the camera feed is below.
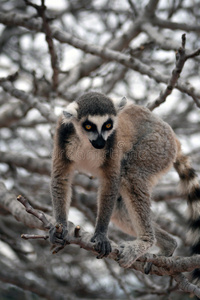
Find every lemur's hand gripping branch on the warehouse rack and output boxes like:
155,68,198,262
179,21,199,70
17,195,69,254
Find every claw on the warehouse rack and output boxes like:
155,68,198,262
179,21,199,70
144,262,153,274
52,245,64,254
49,223,69,252
91,232,112,258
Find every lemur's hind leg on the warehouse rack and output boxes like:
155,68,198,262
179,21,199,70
144,223,177,274
111,196,177,267
113,184,155,269
153,223,177,257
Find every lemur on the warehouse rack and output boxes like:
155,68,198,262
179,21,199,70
50,92,200,279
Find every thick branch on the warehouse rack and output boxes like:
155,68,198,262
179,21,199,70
2,184,200,297
0,151,51,175
15,193,200,280
0,263,70,300
0,101,30,128
142,22,180,50
173,273,200,298
144,0,159,17
0,81,56,122
152,16,200,32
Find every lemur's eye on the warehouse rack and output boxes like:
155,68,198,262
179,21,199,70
82,120,97,132
85,124,92,130
103,120,113,131
106,123,112,129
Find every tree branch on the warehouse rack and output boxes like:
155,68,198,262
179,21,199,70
13,192,200,296
0,151,51,175
0,263,71,300
173,273,200,298
0,80,56,122
147,34,200,110
1,179,200,298
0,12,199,105
152,16,200,32
24,0,59,90
0,182,52,229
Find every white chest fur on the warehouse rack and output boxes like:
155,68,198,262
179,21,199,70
67,135,105,175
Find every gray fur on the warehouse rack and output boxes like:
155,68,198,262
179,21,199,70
50,91,199,270
76,92,116,119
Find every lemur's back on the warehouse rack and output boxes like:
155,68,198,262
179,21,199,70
117,104,177,185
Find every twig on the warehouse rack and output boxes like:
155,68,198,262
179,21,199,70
74,225,81,238
17,195,51,229
24,0,59,91
0,71,19,83
147,34,200,110
17,195,64,253
21,234,49,240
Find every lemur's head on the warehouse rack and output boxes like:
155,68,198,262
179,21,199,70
63,92,127,149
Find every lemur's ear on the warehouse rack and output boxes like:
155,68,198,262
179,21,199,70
63,102,78,120
113,96,127,111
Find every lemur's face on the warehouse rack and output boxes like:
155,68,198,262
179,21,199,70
62,92,127,150
81,115,115,149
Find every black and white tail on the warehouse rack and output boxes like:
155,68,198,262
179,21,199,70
174,146,200,282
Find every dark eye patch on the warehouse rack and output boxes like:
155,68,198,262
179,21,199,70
82,120,97,132
102,119,113,131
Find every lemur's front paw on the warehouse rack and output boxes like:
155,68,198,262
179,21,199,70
91,233,112,258
49,223,69,246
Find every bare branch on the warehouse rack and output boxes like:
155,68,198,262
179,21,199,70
152,16,200,33
0,182,52,229
0,151,51,175
0,11,142,88
147,34,200,110
0,80,56,122
144,0,159,17
0,12,199,104
0,2,200,298
14,194,200,283
0,101,30,128
0,263,70,300
24,0,59,90
17,195,51,229
21,233,49,240
0,71,19,83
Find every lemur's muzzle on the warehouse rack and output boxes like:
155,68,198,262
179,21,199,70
90,135,106,149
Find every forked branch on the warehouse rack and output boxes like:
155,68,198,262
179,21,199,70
17,194,200,298
147,34,200,110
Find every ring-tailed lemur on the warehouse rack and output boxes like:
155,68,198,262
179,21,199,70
50,92,200,279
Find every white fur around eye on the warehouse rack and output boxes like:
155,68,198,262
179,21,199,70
88,115,109,133
102,130,110,140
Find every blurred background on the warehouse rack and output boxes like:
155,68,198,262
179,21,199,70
0,0,200,299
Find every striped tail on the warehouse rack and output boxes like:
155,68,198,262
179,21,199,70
174,149,200,283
